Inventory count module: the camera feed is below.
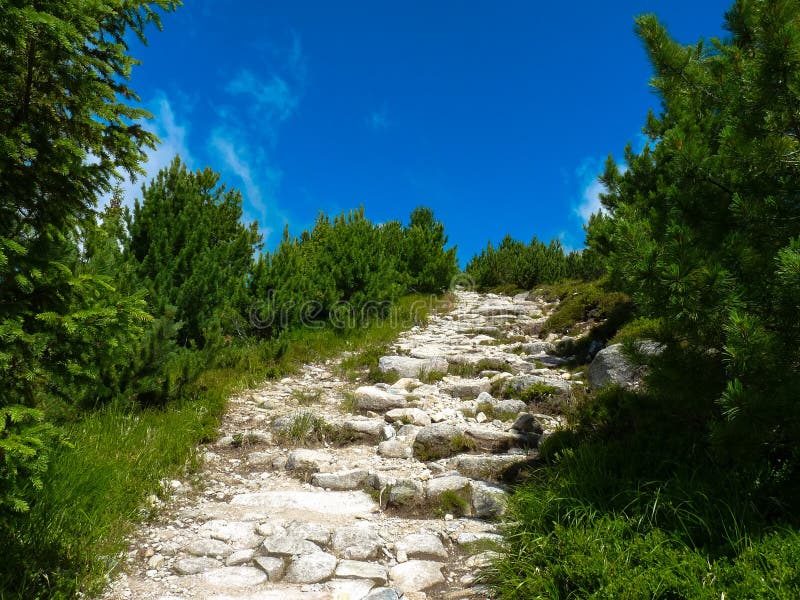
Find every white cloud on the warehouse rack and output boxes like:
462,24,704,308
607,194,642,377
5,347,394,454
206,35,307,231
577,178,607,223
105,94,193,211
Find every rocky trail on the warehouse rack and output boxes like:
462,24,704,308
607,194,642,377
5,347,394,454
101,290,582,600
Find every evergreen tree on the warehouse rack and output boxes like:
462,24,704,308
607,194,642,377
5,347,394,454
0,1,178,519
401,206,459,293
127,157,262,347
592,0,800,470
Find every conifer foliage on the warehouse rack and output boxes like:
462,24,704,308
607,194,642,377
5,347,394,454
127,157,262,347
591,0,800,471
466,235,603,291
0,1,179,520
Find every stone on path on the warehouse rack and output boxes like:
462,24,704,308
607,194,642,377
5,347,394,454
283,551,337,584
343,418,386,437
335,559,389,584
230,490,378,515
185,538,234,558
385,407,432,427
389,560,445,593
355,386,408,411
396,533,448,560
378,355,448,378
262,534,321,557
387,478,425,507
253,556,285,581
202,566,268,588
441,376,491,399
174,557,221,575
413,424,468,460
331,523,383,560
471,481,508,518
378,438,413,458
311,469,369,491
285,449,333,473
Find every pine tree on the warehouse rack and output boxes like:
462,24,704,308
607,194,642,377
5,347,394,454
592,0,800,469
127,157,262,347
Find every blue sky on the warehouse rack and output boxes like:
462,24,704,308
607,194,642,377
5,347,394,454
125,0,733,265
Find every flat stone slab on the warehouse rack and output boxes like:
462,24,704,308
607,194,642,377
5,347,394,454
378,355,448,378
389,560,445,593
396,533,448,560
354,386,408,411
283,551,337,584
331,523,383,560
202,566,268,588
311,469,369,491
230,491,378,516
335,559,389,584
174,557,221,575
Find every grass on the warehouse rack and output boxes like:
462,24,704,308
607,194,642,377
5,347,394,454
488,384,800,599
1,293,438,599
434,489,471,517
273,412,356,447
419,369,447,384
339,390,359,414
290,388,323,406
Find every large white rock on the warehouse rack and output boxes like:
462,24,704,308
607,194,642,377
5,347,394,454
355,386,408,411
253,555,285,581
384,407,432,427
331,523,383,560
185,538,234,558
335,559,389,584
343,418,386,437
311,469,369,491
389,560,445,593
283,551,337,584
202,566,268,588
199,520,263,549
261,534,321,557
441,376,492,399
285,449,333,473
174,557,220,575
378,355,448,378
395,533,448,560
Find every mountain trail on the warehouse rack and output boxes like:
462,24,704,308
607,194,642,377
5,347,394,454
101,290,578,600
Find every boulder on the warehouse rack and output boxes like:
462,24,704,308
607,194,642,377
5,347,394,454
283,551,337,584
311,469,369,491
395,533,447,560
331,523,383,560
285,449,332,473
355,386,408,412
335,560,389,584
446,454,527,479
441,376,492,399
387,479,425,507
379,355,448,378
174,557,220,575
378,438,413,459
413,424,468,460
385,408,432,427
588,341,663,390
343,418,386,437
389,560,445,593
470,481,508,518
253,556,285,581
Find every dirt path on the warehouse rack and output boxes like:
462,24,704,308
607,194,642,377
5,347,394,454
101,290,576,600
